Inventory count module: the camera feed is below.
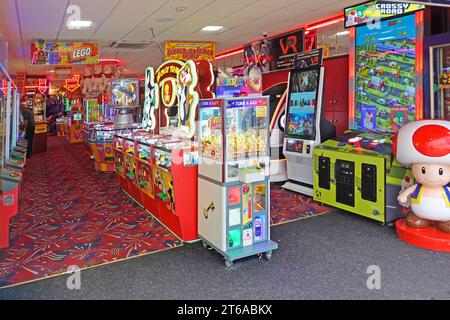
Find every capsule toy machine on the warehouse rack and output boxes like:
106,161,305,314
198,97,278,267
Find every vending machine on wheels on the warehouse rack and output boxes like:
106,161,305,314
197,97,278,268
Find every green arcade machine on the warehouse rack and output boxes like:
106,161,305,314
313,4,425,223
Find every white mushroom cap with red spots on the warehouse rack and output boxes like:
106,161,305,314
393,120,450,165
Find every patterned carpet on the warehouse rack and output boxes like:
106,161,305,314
0,137,182,289
270,184,334,226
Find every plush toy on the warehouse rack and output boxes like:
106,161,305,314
81,67,93,95
394,120,450,233
102,64,115,93
91,64,104,92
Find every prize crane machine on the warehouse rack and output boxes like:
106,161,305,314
197,97,278,267
282,58,336,196
313,8,425,224
110,79,140,126
0,65,22,249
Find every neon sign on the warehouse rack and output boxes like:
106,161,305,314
142,67,160,131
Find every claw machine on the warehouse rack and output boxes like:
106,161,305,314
197,97,278,267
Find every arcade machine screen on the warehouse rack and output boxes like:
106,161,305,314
73,113,82,121
355,14,416,133
285,66,320,151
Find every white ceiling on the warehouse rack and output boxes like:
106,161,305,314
0,0,362,77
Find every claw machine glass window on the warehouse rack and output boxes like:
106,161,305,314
431,44,450,120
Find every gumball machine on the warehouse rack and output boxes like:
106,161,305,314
393,120,450,251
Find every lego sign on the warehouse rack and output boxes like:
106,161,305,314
31,39,99,65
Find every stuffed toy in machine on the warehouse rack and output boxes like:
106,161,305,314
393,120,450,233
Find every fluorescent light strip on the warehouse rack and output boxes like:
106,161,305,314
69,20,92,27
201,25,223,32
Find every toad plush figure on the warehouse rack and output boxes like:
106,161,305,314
393,120,450,233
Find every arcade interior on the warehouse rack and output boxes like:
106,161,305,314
0,0,450,300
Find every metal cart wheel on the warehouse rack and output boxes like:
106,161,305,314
265,251,272,261
225,259,234,268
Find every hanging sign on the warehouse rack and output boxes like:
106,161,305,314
344,1,425,28
293,48,323,69
142,67,160,131
30,39,99,65
63,74,81,92
164,41,216,60
243,29,305,73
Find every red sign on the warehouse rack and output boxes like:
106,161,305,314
64,74,81,92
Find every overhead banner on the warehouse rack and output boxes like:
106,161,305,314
30,39,99,65
164,41,216,60
344,1,425,28
243,29,305,73
216,66,262,98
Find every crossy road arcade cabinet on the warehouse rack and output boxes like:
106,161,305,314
313,9,424,224
282,52,335,196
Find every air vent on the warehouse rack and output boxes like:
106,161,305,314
105,40,154,49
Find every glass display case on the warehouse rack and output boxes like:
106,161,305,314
113,131,198,242
197,97,277,268
0,65,22,249
198,97,270,184
89,122,141,172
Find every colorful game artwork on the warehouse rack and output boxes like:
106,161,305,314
355,14,417,133
286,68,320,140
360,105,377,131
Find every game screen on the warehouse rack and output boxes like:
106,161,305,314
355,14,416,133
73,113,82,121
285,66,320,140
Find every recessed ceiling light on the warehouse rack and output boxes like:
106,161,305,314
201,26,223,32
69,20,92,28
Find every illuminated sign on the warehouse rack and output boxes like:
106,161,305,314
30,39,99,65
177,60,199,138
63,74,81,92
142,67,160,131
164,41,215,60
344,1,425,28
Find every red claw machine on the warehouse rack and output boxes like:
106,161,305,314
197,97,278,267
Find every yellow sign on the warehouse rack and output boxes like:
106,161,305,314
164,41,215,61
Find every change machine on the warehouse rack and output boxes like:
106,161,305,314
198,97,278,267
282,59,331,196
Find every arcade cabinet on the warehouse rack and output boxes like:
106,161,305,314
282,64,336,196
197,97,278,267
313,9,424,223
